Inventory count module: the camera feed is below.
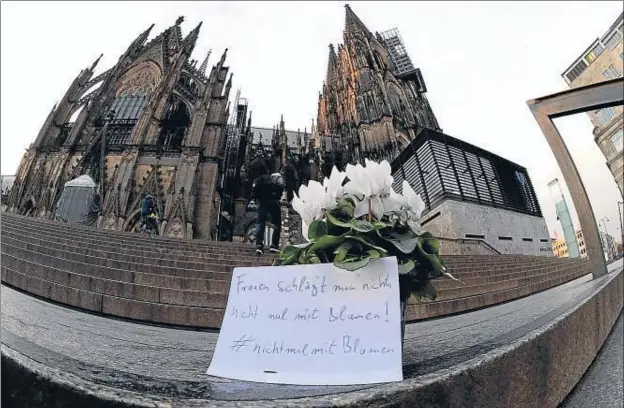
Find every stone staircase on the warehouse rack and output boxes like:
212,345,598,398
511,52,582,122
1,213,591,328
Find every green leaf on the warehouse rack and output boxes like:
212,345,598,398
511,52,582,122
334,257,371,271
310,234,344,251
346,235,388,254
420,233,440,255
334,198,356,218
366,249,381,259
275,245,305,266
381,230,420,254
308,256,321,264
415,245,446,277
350,219,374,233
334,242,353,263
398,260,416,275
441,268,463,283
308,220,327,240
372,221,388,230
326,212,352,229
280,252,300,265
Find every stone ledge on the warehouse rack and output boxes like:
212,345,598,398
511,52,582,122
2,263,621,408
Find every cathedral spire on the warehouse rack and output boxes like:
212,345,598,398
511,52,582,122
219,48,228,66
182,22,202,55
135,24,155,47
327,44,337,84
90,54,103,72
199,49,212,74
344,4,372,38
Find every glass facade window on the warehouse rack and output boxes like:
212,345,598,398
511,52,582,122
604,30,623,49
566,60,588,83
585,43,604,62
602,64,622,80
611,129,624,154
594,107,617,127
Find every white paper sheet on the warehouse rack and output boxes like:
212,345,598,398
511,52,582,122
207,257,403,385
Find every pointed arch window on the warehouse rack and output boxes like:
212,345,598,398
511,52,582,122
158,96,191,150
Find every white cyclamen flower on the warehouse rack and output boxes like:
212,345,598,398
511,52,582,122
401,180,425,219
322,166,347,209
400,180,426,233
291,180,330,241
344,159,402,220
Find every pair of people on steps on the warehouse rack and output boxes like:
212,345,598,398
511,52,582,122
251,167,284,255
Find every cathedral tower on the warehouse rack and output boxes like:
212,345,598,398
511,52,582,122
7,17,232,239
316,4,441,164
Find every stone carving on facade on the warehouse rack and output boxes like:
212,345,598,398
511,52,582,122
103,214,117,230
116,64,159,98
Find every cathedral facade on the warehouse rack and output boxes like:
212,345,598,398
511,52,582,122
6,17,233,239
6,5,445,243
316,5,441,167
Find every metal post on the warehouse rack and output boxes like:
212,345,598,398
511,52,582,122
618,201,623,241
599,217,610,261
527,78,623,279
528,111,607,278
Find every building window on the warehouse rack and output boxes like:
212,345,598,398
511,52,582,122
611,129,624,154
602,64,622,80
566,60,588,83
594,107,617,127
585,43,604,63
604,30,623,50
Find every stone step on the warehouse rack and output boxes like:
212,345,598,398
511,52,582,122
3,214,575,268
1,245,582,308
1,237,584,292
2,217,269,259
3,217,574,272
1,266,225,327
3,268,621,408
406,266,590,321
0,258,591,329
3,238,580,306
1,232,271,272
2,213,260,252
2,233,578,289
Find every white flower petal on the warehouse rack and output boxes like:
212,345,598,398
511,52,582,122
378,160,392,178
371,197,385,221
353,200,370,219
301,220,311,242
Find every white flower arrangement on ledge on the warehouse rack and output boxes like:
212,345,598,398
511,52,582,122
275,159,460,303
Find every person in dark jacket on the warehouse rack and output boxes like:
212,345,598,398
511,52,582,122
251,167,284,255
140,195,158,233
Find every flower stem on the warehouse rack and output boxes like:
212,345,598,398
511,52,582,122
368,198,372,222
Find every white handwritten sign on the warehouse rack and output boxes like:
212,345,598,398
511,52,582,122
207,257,403,385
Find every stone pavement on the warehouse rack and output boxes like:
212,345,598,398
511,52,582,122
560,261,623,408
2,259,621,407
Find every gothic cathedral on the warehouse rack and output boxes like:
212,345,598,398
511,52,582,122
6,17,232,239
6,5,442,242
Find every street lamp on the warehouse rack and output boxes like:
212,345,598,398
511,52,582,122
598,216,610,260
618,201,623,239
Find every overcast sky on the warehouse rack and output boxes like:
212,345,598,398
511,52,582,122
1,1,623,240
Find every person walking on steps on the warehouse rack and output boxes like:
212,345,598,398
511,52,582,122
251,167,284,255
140,194,159,234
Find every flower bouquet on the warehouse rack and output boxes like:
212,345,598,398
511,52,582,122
274,159,460,339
